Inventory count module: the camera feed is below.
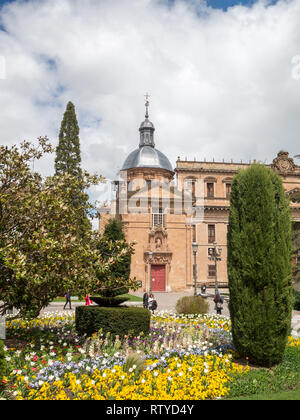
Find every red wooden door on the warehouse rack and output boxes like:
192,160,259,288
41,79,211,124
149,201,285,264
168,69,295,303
151,265,166,292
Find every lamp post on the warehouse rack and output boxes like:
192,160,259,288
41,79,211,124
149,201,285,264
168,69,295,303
192,242,199,296
208,241,222,293
148,251,153,294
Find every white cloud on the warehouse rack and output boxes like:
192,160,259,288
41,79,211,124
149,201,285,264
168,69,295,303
0,0,299,197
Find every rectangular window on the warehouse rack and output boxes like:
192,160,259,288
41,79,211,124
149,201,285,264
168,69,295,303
208,224,215,244
207,183,214,198
152,208,164,227
208,264,216,277
226,183,231,199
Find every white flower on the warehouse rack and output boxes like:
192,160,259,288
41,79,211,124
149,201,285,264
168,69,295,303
179,372,183,377
38,380,44,386
168,376,172,381
153,371,158,377
102,373,107,378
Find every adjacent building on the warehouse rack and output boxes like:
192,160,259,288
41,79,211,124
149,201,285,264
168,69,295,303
99,101,300,292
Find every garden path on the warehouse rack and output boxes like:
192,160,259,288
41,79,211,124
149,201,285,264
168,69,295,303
43,290,300,337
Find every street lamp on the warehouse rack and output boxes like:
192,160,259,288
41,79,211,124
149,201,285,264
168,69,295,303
148,251,153,294
192,242,199,296
208,241,222,293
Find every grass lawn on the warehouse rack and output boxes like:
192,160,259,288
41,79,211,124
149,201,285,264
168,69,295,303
229,386,300,400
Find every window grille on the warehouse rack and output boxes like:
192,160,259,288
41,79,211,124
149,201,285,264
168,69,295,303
152,208,164,227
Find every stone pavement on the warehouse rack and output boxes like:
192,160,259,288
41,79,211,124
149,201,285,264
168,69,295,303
44,290,300,338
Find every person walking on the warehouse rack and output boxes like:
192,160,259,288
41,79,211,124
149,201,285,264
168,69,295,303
143,292,149,309
85,294,92,306
64,290,72,310
213,291,223,315
148,293,158,314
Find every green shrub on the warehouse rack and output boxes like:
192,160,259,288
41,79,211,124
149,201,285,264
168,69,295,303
0,340,6,386
228,164,293,367
294,290,300,311
175,296,209,315
75,306,151,337
90,296,129,307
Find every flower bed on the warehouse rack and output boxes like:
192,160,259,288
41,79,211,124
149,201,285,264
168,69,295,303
1,311,299,400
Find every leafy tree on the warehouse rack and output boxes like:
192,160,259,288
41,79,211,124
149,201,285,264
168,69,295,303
93,219,136,300
55,101,82,179
0,138,122,318
227,164,293,367
102,219,131,283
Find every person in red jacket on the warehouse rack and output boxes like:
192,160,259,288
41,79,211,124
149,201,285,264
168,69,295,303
85,294,92,306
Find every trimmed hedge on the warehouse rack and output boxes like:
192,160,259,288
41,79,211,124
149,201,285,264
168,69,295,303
90,296,129,307
75,306,151,337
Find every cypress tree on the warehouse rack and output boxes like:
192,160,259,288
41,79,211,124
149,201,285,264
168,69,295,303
55,101,82,179
102,219,131,282
227,164,293,367
292,223,300,284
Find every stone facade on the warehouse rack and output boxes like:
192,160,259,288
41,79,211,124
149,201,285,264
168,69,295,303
99,104,300,293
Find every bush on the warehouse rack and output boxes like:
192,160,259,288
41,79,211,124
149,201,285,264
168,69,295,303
0,340,6,386
175,296,209,315
75,306,151,337
228,164,293,367
294,291,300,311
90,296,129,307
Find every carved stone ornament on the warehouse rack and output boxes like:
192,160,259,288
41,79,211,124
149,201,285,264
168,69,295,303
272,151,295,173
149,225,168,238
287,187,300,203
144,251,172,265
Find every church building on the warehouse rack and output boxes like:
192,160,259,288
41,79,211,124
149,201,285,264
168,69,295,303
99,99,300,292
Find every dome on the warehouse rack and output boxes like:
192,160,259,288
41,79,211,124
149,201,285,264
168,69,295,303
121,97,174,174
121,145,173,172
139,119,155,129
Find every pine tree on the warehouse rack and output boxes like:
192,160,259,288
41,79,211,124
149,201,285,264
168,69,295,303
227,164,293,367
55,101,82,179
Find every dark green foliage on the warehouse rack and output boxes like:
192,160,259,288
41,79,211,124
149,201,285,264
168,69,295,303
94,219,134,306
228,164,293,367
0,340,6,386
75,306,151,337
294,290,300,310
175,296,209,315
292,222,300,284
55,101,82,179
90,296,129,307
101,219,131,282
